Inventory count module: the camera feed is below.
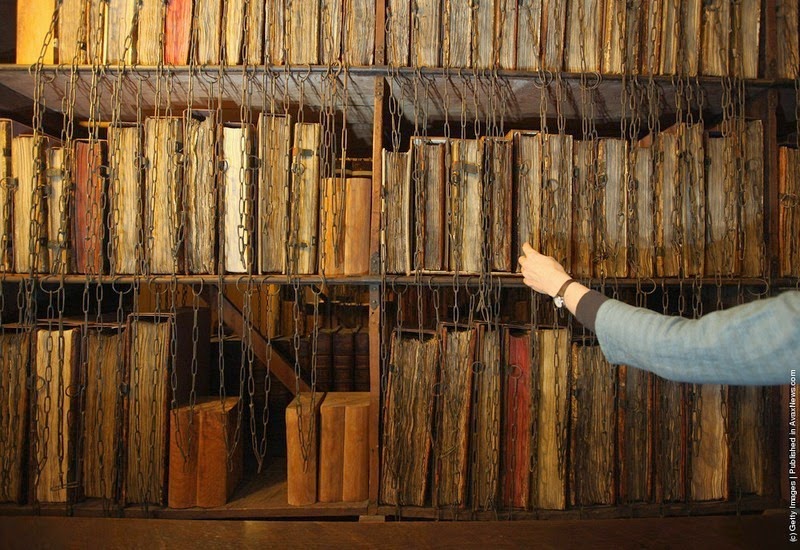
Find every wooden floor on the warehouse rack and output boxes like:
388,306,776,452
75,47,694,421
0,511,790,549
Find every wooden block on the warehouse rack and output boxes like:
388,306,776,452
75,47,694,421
286,392,325,506
342,394,370,502
318,397,346,502
196,397,242,508
168,405,198,509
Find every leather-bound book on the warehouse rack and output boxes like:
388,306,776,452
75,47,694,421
258,114,292,274
73,139,107,274
184,110,217,275
107,123,142,275
164,0,192,65
0,330,30,503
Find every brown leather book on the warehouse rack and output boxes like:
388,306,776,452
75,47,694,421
653,378,686,503
0,331,30,503
343,177,371,275
107,123,142,275
501,327,534,509
623,0,642,74
779,146,800,277
678,0,701,77
45,146,73,274
289,123,322,275
730,386,773,496
471,325,500,510
123,309,211,505
734,2,765,77
344,0,374,65
332,328,354,392
704,131,740,276
411,137,446,271
541,134,573,273
315,329,335,393
513,130,541,272
386,0,410,66
486,137,512,272
318,392,370,502
286,392,326,505
638,0,661,75
689,384,730,501
12,135,49,274
221,123,255,274
318,393,346,502
353,327,369,392
168,403,198,509
595,138,628,278
741,120,765,277
617,365,653,503
777,0,799,79
655,129,680,277
30,327,80,503
196,397,242,507
104,0,136,64
16,0,55,64
137,0,165,65
341,393,370,502
433,324,475,508
572,140,596,278
320,176,346,276
382,149,411,274
631,142,655,278
73,139,107,275
381,331,438,506
184,111,217,275
448,139,483,274
700,0,730,76
144,117,184,274
569,343,617,506
164,0,192,65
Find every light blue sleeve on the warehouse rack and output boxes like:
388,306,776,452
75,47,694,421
594,291,800,385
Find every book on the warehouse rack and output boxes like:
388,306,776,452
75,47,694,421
617,365,652,503
167,401,197,509
601,0,626,73
514,131,541,271
164,0,192,65
541,0,567,71
0,331,30,503
534,328,570,510
287,0,319,64
501,327,534,509
678,123,706,277
433,325,475,508
381,332,438,506
332,328,354,391
344,0,374,65
448,138,483,273
486,137,512,272
45,146,72,274
267,0,286,65
541,134,573,273
343,177,372,275
86,0,105,64
496,0,517,69
107,123,142,275
245,0,265,64
0,120,12,270
137,0,165,65
320,177,346,276
564,0,603,73
144,117,183,274
730,386,770,496
124,309,211,505
596,139,628,277
777,0,799,78
516,0,542,71
184,111,217,275
195,0,222,64
321,0,343,63
704,132,739,276
411,0,441,67
623,0,642,73
639,0,661,75
315,329,335,392
569,343,616,506
382,149,411,274
654,378,686,502
83,328,126,500
221,123,255,274
58,0,86,64
443,0,472,68
257,114,292,274
689,384,729,501
31,327,79,503
289,122,321,275
73,139,107,274
12,135,48,274
731,0,761,78
473,0,495,69
741,120,764,277
658,0,679,75
286,392,325,505
631,142,655,277
223,0,245,64
411,137,447,271
779,146,800,277
196,397,242,507
353,327,369,392
386,0,410,66
700,0,730,76
16,0,55,64
655,130,680,277
678,0,702,77
472,325,500,510
318,392,370,502
572,140,595,278
104,0,136,64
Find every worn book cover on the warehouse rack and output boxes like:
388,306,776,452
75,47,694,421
654,378,686,502
58,0,86,64
513,131,541,272
487,137,513,272
0,331,30,503
564,0,603,73
137,0,165,64
223,0,245,64
639,0,661,74
258,113,292,274
704,132,739,276
164,0,192,65
12,135,49,274
777,0,799,79
45,146,72,274
541,0,567,71
344,0,374,65
195,0,222,64
741,120,764,276
386,0,410,66
343,177,371,275
471,325,500,510
107,123,142,275
289,122,321,275
655,130,680,277
184,111,217,274
779,146,800,277
448,138,483,273
516,0,543,70
617,365,653,503
321,0,343,63
382,149,411,274
731,0,760,78
411,137,446,271
601,0,626,73
541,134,573,273
443,0,472,68
411,0,440,67
472,0,495,69
73,139,107,274
0,120,12,270
104,0,137,64
700,0,730,76
496,0,517,69
572,140,595,278
596,138,628,278
221,123,255,273
288,0,319,64
689,384,730,501
631,142,655,277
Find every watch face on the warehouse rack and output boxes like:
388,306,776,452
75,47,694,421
554,296,565,308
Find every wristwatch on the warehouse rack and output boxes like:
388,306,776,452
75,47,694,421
553,278,577,309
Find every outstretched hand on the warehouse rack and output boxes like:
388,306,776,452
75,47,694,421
518,243,571,297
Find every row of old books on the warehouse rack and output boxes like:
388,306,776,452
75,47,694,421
0,116,371,276
272,328,371,393
383,120,774,278
381,324,773,509
387,0,799,79
17,0,375,66
0,308,215,505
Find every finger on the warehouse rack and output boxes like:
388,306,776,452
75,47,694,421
522,242,538,257
518,255,527,267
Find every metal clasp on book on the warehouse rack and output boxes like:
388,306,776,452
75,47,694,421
0,176,18,190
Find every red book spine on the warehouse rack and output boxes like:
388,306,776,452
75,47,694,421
502,332,532,509
73,140,106,274
164,0,193,65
